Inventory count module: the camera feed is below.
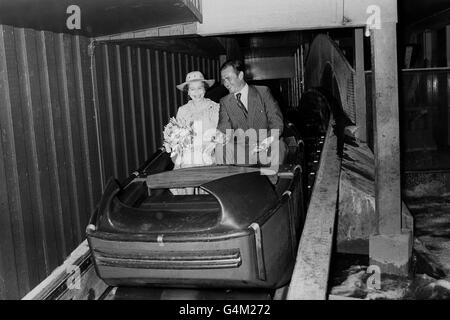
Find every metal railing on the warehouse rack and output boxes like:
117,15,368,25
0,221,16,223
366,68,450,171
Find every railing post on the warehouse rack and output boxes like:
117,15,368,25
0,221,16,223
446,26,450,146
354,28,367,142
369,22,412,276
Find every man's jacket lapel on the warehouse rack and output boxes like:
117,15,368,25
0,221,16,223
247,85,260,129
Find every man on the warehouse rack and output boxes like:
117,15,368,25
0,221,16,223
216,59,286,167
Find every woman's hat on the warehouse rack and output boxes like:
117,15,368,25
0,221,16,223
176,71,215,91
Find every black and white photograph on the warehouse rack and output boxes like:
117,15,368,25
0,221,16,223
0,0,450,308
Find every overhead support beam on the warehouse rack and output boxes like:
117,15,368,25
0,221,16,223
369,22,412,276
197,0,397,36
0,0,204,37
408,8,450,36
94,23,198,42
354,28,367,142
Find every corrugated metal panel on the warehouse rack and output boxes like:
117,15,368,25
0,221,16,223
0,25,102,299
94,42,220,181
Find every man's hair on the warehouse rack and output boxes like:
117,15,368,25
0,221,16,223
220,59,246,75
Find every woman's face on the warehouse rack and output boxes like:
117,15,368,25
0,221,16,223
187,81,205,102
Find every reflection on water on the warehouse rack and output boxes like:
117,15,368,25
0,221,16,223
330,197,450,300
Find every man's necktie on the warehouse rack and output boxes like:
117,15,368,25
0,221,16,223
236,93,248,118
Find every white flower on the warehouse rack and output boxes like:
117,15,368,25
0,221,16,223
162,117,195,163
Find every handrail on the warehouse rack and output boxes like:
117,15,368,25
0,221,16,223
121,147,165,188
365,67,450,73
22,240,108,300
287,118,342,300
144,165,263,189
401,67,450,72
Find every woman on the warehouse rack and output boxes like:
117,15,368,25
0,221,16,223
165,71,220,194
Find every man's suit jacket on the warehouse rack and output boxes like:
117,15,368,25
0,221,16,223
217,85,284,141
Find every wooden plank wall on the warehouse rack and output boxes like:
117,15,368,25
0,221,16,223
94,42,220,182
0,25,102,299
0,24,220,299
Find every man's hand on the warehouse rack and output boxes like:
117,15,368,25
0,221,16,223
252,136,275,154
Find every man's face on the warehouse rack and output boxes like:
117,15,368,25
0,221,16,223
221,66,245,94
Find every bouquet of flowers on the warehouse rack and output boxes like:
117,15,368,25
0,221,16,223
163,117,195,162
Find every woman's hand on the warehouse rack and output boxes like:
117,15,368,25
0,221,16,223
202,142,216,165
252,136,275,154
